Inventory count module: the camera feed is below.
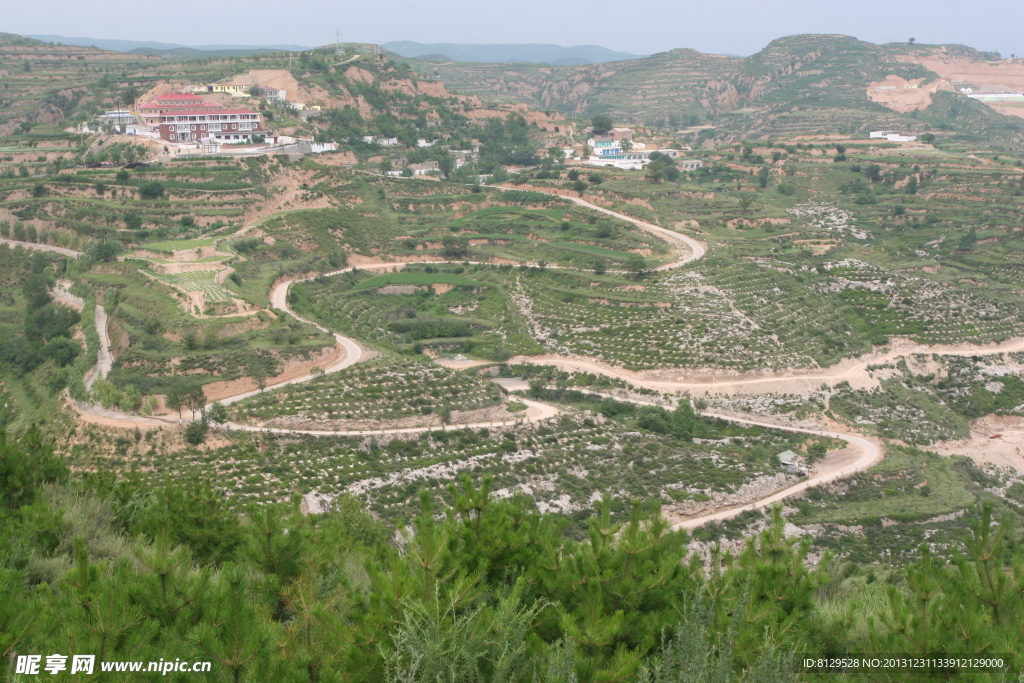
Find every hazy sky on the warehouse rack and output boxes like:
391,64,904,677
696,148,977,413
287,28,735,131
7,0,1022,58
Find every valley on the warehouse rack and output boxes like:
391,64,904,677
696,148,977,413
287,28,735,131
2,28,1024,682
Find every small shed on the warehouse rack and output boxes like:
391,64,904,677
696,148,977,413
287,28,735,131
776,449,803,473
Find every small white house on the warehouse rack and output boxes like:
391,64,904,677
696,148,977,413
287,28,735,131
408,160,440,176
258,87,287,103
102,110,135,125
870,131,917,142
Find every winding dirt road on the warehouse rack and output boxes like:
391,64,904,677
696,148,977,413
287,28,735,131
515,335,1024,398
555,194,705,269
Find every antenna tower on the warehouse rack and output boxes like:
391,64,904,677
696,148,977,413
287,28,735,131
335,30,343,55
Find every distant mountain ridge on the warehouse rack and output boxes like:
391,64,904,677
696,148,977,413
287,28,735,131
383,41,646,64
26,35,310,53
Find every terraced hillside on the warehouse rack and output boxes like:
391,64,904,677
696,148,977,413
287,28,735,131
416,35,1024,148
103,400,821,526
230,356,507,430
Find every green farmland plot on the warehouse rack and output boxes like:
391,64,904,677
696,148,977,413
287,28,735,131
152,269,233,302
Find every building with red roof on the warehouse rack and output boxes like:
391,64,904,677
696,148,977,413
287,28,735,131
154,109,265,143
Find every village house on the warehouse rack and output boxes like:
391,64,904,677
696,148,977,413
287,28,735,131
681,159,704,171
409,160,440,176
870,130,918,142
451,149,479,168
585,128,688,170
204,83,250,97
256,86,286,103
153,109,265,144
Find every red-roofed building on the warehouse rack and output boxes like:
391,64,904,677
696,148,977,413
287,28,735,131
154,93,208,106
138,92,226,125
154,109,265,143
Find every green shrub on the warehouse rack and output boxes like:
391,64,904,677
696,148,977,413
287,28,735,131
184,421,208,445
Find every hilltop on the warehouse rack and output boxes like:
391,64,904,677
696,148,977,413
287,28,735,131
383,41,646,65
417,34,1024,148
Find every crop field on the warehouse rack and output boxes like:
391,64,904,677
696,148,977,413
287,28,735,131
90,403,826,530
151,269,233,302
291,264,544,360
783,446,1011,564
140,237,219,253
352,272,486,290
230,356,505,427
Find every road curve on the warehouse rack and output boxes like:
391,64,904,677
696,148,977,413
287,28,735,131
482,184,705,269
557,194,705,269
670,413,882,530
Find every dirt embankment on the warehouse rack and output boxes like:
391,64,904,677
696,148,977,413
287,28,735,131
261,404,514,432
930,414,1024,472
866,75,953,113
199,344,344,402
238,168,335,229
899,55,1024,91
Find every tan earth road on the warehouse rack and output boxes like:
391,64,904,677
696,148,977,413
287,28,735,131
516,334,1024,397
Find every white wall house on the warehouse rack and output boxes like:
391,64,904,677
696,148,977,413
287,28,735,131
870,131,918,142
586,135,648,169
258,87,287,103
586,135,687,170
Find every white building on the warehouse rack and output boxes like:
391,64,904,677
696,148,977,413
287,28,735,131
870,131,918,142
389,161,440,177
586,133,686,170
102,110,136,125
258,87,287,103
966,93,1024,102
587,130,646,168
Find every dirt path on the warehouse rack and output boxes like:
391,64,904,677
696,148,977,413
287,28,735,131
554,193,705,269
52,281,84,311
223,398,558,436
516,334,1024,397
1,238,82,257
83,305,110,389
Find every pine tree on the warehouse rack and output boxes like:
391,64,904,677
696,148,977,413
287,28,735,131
191,565,276,683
